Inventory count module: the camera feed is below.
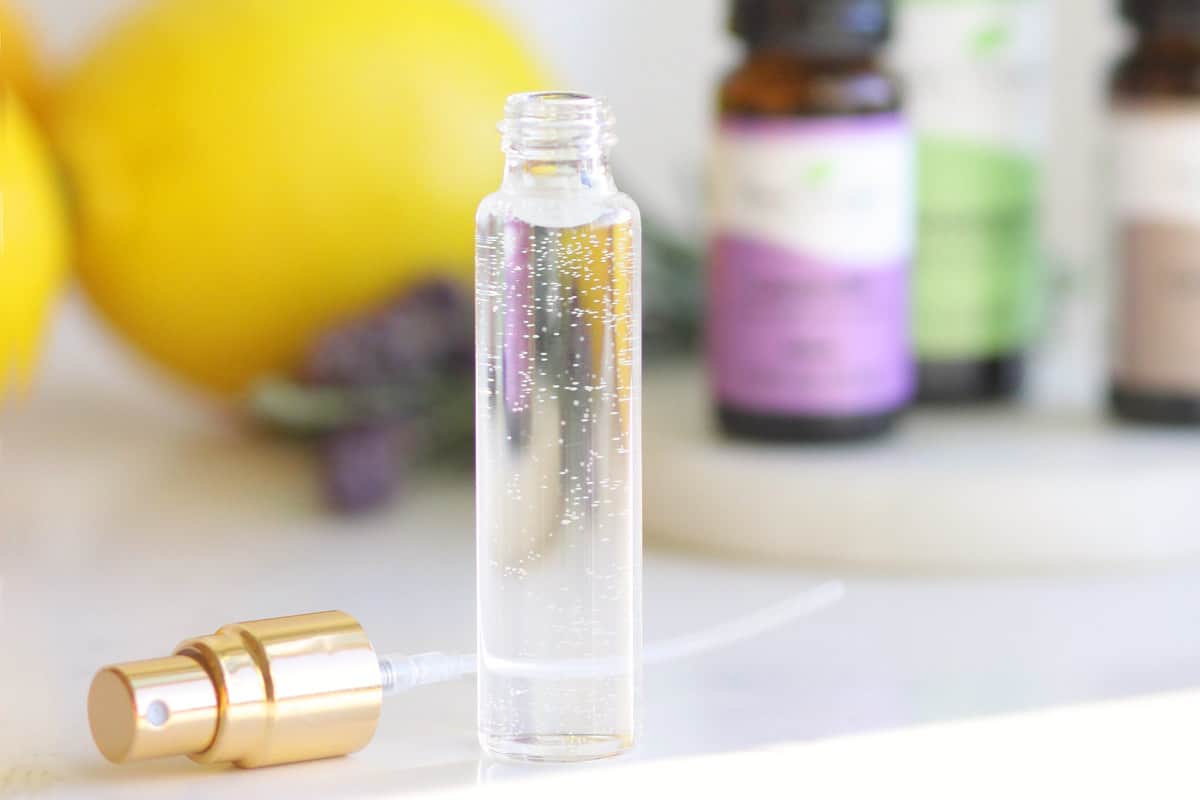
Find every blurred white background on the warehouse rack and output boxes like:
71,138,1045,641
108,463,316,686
20,0,1128,413
28,0,1123,270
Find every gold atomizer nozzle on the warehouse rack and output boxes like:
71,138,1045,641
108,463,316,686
87,610,383,768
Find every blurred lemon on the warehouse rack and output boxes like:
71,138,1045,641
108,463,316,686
51,0,546,393
0,0,43,110
1,93,69,396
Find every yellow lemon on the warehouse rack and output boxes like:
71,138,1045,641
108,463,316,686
51,0,547,393
0,0,43,110
1,93,69,397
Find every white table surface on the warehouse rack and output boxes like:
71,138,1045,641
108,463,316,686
3,302,1200,798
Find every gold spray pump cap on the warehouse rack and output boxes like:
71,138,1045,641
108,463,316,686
87,611,383,768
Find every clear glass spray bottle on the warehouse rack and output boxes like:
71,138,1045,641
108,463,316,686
475,92,642,762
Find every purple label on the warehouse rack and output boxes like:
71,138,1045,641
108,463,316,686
709,235,913,416
709,114,914,416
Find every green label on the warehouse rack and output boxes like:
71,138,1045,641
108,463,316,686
913,137,1040,358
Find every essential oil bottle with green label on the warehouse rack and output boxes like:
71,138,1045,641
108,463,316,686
709,0,914,442
1110,0,1200,424
891,0,1049,403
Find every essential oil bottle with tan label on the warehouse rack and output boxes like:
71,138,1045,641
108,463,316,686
1111,0,1200,424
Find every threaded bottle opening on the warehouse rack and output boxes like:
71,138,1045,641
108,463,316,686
500,91,617,159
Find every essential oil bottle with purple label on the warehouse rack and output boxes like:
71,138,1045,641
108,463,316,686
709,0,915,442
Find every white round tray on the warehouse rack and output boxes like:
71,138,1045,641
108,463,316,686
644,364,1200,570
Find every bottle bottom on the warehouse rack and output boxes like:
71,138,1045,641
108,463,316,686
1110,384,1200,426
915,355,1023,405
717,405,902,443
480,732,633,763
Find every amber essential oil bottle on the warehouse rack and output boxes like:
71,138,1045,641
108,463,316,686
710,0,914,442
1110,0,1200,424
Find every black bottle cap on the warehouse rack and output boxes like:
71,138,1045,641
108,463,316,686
731,0,891,53
1121,0,1200,35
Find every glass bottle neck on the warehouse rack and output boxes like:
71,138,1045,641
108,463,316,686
498,92,617,195
1137,30,1200,52
744,38,881,61
501,154,616,194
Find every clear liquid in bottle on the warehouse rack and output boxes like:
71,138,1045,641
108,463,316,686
474,92,642,762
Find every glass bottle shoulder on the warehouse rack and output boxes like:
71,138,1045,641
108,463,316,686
476,188,639,232
1112,41,1200,101
719,49,901,118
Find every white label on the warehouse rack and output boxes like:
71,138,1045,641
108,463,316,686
711,118,914,266
1114,109,1200,227
890,0,1050,153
